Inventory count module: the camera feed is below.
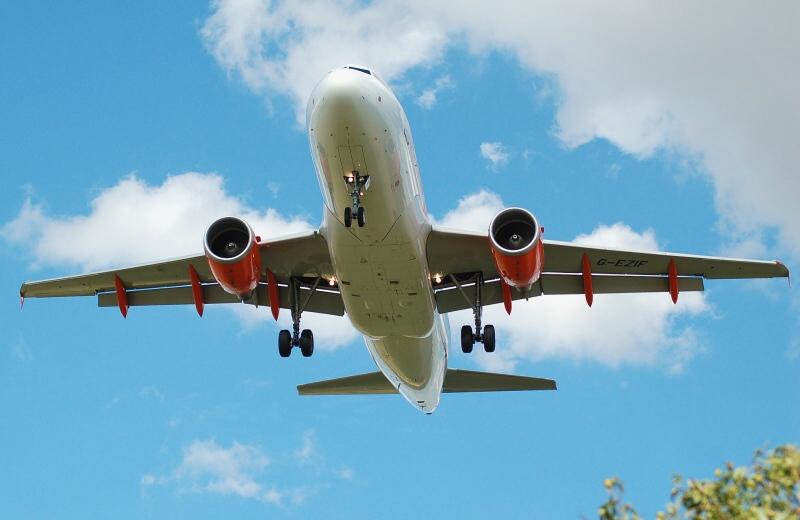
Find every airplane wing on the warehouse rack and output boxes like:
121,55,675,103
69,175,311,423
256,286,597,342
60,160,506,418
426,226,790,313
20,230,345,317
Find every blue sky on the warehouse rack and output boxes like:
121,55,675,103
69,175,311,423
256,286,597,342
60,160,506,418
2,1,798,518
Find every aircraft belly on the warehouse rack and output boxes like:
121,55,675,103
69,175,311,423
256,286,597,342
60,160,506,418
332,229,435,338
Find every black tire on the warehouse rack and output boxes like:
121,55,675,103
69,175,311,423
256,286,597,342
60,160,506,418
300,329,314,357
278,330,292,357
483,324,496,353
461,325,474,354
357,206,365,227
344,207,352,228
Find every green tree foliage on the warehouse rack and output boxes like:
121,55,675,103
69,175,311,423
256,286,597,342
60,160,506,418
598,444,800,520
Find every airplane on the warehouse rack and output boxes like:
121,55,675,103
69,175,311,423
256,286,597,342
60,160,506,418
19,65,790,414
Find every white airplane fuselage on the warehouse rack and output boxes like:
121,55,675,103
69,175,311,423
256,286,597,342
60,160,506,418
307,67,448,413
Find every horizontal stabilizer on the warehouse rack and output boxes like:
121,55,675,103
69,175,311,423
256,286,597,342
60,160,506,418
298,371,397,395
297,369,556,396
443,368,556,393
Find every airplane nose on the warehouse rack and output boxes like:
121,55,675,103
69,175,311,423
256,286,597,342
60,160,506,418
307,67,380,129
315,75,358,108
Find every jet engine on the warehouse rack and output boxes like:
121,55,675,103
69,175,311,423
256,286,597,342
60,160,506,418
489,207,544,292
204,216,262,299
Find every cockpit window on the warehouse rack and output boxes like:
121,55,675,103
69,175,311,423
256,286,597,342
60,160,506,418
346,66,371,75
342,65,390,90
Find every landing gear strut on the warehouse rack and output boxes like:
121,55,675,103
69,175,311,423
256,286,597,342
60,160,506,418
343,171,368,228
450,273,496,354
278,276,320,358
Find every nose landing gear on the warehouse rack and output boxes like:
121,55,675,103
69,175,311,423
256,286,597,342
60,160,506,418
343,206,365,228
343,171,368,228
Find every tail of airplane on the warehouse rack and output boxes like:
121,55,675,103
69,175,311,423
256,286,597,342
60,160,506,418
297,369,556,395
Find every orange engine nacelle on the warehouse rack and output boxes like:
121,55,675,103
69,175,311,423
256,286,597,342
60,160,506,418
204,216,262,299
489,207,544,292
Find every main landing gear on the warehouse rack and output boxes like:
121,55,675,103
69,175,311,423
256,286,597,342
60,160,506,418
460,324,495,354
450,273,496,354
278,277,320,358
343,171,368,228
278,328,314,358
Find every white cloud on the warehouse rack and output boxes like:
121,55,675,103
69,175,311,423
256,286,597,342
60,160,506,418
2,172,312,272
573,222,658,250
336,468,354,480
415,75,454,109
201,0,449,124
9,333,32,362
139,386,165,401
432,189,504,232
143,437,300,506
177,439,271,499
199,0,800,262
142,433,345,507
294,430,317,465
479,142,510,170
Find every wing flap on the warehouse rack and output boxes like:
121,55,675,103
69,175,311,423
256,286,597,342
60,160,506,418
541,273,704,295
435,274,704,313
435,277,531,313
97,283,345,315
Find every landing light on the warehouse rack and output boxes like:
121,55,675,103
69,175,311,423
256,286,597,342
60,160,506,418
434,274,442,284
329,277,337,287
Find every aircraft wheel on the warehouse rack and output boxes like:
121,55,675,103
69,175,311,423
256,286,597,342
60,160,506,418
344,207,352,228
300,329,314,357
483,324,496,353
461,325,474,354
357,207,366,227
278,329,292,357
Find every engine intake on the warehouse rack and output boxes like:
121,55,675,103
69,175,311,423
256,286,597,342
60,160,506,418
204,216,262,299
489,207,544,291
